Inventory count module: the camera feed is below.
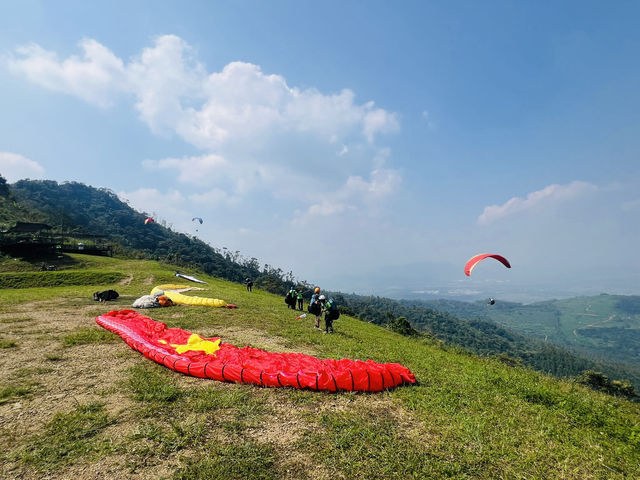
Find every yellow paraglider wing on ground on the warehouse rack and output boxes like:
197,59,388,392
151,285,228,308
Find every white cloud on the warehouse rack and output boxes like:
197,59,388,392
189,188,237,206
8,35,402,211
8,35,399,150
363,107,399,142
117,188,186,221
0,152,45,182
9,34,405,260
299,167,401,221
143,153,228,186
346,168,401,198
7,39,125,108
478,181,598,225
422,110,435,129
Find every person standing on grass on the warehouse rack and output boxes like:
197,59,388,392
309,288,322,329
286,286,297,309
297,289,303,311
246,278,253,292
322,297,339,334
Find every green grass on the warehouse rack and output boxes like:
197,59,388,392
129,418,210,456
125,363,185,404
0,316,33,324
62,327,120,346
44,352,65,362
0,338,17,348
15,402,115,470
0,270,126,289
299,408,439,479
172,442,277,480
1,254,640,479
0,383,34,405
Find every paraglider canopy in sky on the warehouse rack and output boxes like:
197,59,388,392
464,253,511,276
191,217,203,232
144,217,154,225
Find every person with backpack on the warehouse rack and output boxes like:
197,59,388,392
246,278,253,292
296,290,303,311
308,289,322,329
322,297,340,334
285,287,297,309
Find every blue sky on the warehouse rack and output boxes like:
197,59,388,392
1,1,639,301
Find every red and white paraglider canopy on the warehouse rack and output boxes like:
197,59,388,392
464,253,511,276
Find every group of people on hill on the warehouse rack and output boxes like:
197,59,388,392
294,286,340,334
246,279,340,334
285,286,304,311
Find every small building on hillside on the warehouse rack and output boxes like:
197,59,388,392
0,222,57,256
0,222,113,257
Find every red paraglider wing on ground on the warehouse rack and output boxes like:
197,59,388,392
464,253,511,276
95,310,416,393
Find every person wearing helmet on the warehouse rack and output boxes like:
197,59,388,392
322,296,338,334
309,293,324,329
296,289,303,311
314,287,320,293
286,286,297,309
246,278,253,292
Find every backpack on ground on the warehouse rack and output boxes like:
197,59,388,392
93,289,119,302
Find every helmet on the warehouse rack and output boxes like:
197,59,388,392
314,287,320,293
318,295,325,300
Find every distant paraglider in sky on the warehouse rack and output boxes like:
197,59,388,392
144,217,154,225
464,253,511,276
488,298,495,306
192,217,203,232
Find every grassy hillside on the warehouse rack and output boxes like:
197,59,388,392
407,296,640,366
1,255,639,479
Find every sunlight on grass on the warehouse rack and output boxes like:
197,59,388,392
62,327,119,346
16,403,115,470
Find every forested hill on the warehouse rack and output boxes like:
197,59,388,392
3,178,292,292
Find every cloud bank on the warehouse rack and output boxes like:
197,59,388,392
0,152,46,182
478,181,598,225
7,35,401,220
